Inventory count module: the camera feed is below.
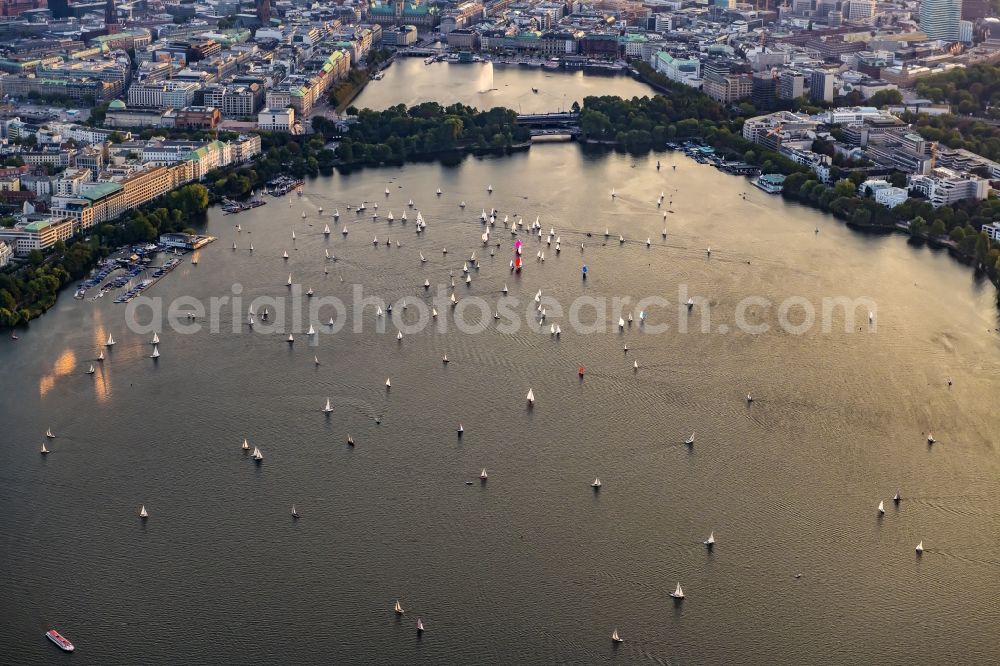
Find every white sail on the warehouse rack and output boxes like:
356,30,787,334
396,331,403,341
252,446,263,460
671,582,684,599
150,346,160,358
705,531,715,546
592,477,601,488
323,398,333,413
41,442,49,454
106,334,115,346
151,333,159,344
480,468,488,479
612,629,622,642
915,541,924,553
878,500,885,514
242,438,250,451
139,505,148,518
394,600,404,614
291,505,298,517
526,388,535,403
87,364,95,374
46,428,54,439
385,378,391,389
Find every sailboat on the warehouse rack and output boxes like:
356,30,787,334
301,211,305,219
287,274,293,286
416,618,424,633
893,490,901,503
746,393,753,403
342,226,348,236
611,628,623,643
307,324,316,335
86,364,95,375
704,532,715,548
139,505,148,519
394,600,404,614
232,241,237,250
420,253,426,263
442,355,449,363
283,250,289,259
249,243,254,251
396,330,403,341
314,355,320,366
291,505,299,519
436,188,442,196
150,345,160,359
287,333,294,343
878,500,885,514
526,388,535,405
927,433,936,444
325,248,330,259
242,438,250,451
618,317,625,329
252,446,263,461
670,582,685,599
41,442,49,454
424,279,430,289
106,334,115,346
457,423,464,436
334,209,340,219
479,468,488,480
46,428,55,439
611,188,616,198
591,477,601,489
97,350,104,361
685,432,695,445
151,332,159,345
385,378,391,390
488,184,493,193
347,435,355,447
915,541,924,554
322,398,333,413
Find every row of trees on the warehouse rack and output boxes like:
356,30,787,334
913,63,1000,116
0,184,209,327
317,102,531,165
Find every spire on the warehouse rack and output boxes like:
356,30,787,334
105,0,119,32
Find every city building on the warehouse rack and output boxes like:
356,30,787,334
0,240,11,267
982,222,1000,241
653,52,701,87
258,107,295,132
908,167,990,207
919,0,962,41
0,217,74,255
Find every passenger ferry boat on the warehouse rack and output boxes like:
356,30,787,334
46,629,74,652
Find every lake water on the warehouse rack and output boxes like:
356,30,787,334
2,76,1000,665
353,58,655,113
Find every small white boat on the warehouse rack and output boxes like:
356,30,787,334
249,243,254,251
46,428,55,439
633,360,639,370
97,351,104,361
591,477,601,488
611,188,616,198
232,241,237,250
314,355,320,366
291,505,299,519
342,226,348,235
431,308,438,318
479,468,488,480
878,500,885,514
618,317,625,329
301,211,305,219
685,432,695,445
323,224,331,235
322,398,333,413
436,188,442,196
457,423,464,435
704,531,715,548
86,364,96,375
307,324,316,335
396,331,403,341
611,628,623,643
927,434,935,444
105,334,115,347
670,582,685,599
252,446,263,461
502,284,508,294
488,184,493,193
40,442,49,454
385,378,391,390
420,253,426,263
746,394,753,403
287,334,294,343
442,355,449,363
287,274,293,286
460,201,466,208
150,345,160,359
242,438,250,451
347,435,355,446
416,618,424,633
893,490,901,503
915,541,924,554
646,238,651,247
526,388,535,405
394,600,404,614
408,199,414,207
139,505,148,519
686,298,695,310
334,209,340,219
151,332,160,345
465,275,471,285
